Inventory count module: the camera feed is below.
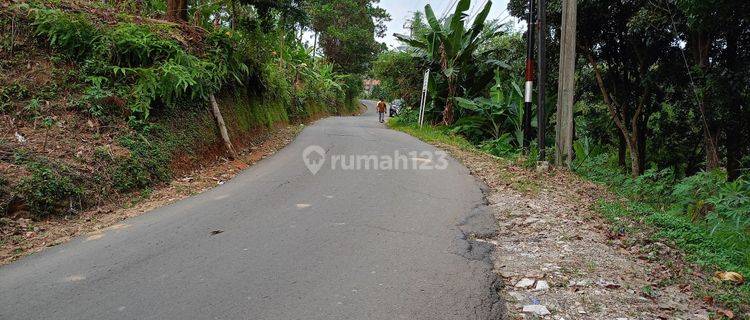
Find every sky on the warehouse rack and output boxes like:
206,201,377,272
302,0,519,51
377,0,517,49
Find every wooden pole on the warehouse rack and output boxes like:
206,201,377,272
536,0,547,161
209,94,239,160
555,0,577,167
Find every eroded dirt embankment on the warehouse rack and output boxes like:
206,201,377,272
1,124,303,265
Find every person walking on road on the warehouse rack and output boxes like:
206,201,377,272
377,99,387,123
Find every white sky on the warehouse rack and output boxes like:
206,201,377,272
303,0,520,50
377,0,517,49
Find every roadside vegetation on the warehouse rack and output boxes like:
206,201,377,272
1,1,387,231
380,0,749,314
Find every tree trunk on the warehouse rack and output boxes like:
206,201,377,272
725,31,744,181
689,31,720,171
587,51,645,177
209,94,238,160
438,42,454,125
554,0,577,168
166,0,188,22
704,127,720,171
312,32,318,57
637,117,646,175
443,80,455,125
618,134,626,168
628,141,641,177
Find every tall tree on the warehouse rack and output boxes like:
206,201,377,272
307,0,390,74
676,0,750,178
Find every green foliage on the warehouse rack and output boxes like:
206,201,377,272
30,8,250,119
5,1,375,219
575,153,750,307
480,134,517,157
17,162,83,218
107,24,182,67
111,134,171,192
453,71,525,144
394,0,503,123
390,107,419,126
372,51,423,107
0,83,29,111
31,8,100,59
387,120,476,151
307,0,390,74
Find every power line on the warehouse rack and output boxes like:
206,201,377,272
468,0,490,23
440,0,460,20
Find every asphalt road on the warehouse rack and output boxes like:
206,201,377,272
0,101,503,320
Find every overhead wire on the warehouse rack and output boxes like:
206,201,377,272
440,0,460,20
467,0,490,24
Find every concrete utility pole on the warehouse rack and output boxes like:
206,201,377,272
555,0,577,167
536,0,547,162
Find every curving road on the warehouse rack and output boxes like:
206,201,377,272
0,101,504,320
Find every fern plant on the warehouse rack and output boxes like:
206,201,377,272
31,8,101,59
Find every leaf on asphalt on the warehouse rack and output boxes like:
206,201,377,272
210,230,224,235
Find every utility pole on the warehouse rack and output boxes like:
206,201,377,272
536,0,547,162
555,0,577,167
523,0,535,150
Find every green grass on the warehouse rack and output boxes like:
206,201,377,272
387,119,542,194
387,119,477,151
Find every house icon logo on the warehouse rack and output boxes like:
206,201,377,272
302,145,326,175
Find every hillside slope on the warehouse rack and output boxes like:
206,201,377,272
1,1,359,251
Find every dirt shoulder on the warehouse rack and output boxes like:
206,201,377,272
0,124,303,265
388,123,738,319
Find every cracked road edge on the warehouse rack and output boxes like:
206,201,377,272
453,180,507,320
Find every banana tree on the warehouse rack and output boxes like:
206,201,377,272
394,0,496,124
454,70,525,143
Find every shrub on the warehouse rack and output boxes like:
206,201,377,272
480,133,517,157
107,23,182,67
111,134,171,192
17,163,83,218
31,8,100,60
0,175,10,215
390,107,419,126
575,152,750,302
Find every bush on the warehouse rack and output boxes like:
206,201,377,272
575,152,750,302
111,135,171,192
17,163,83,218
107,23,182,67
0,175,10,215
31,8,100,60
372,51,423,107
480,133,517,157
390,107,419,126
31,8,250,119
